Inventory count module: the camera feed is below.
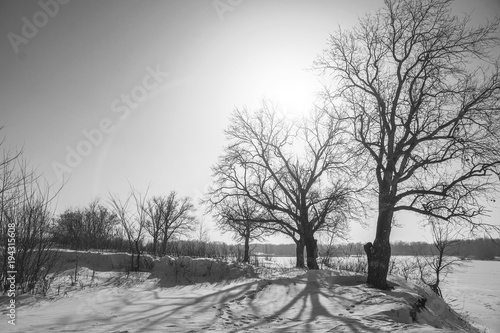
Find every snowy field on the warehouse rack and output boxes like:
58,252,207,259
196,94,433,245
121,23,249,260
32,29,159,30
0,252,493,332
442,260,500,333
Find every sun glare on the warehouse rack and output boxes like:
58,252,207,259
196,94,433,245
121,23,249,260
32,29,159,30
259,68,319,118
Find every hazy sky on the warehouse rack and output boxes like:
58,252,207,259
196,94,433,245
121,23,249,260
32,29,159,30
1,0,499,244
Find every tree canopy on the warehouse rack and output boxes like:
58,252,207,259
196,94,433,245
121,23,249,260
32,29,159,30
208,102,357,268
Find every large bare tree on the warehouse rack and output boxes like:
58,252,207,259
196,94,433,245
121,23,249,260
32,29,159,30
208,102,357,269
315,0,500,288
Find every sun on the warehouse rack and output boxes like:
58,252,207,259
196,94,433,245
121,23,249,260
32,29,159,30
259,67,320,118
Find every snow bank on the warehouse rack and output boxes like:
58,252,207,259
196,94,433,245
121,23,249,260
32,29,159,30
50,251,255,285
383,275,479,332
150,256,256,285
54,250,154,272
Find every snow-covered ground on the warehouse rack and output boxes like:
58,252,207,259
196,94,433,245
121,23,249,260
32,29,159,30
0,252,485,332
267,255,500,333
442,260,500,333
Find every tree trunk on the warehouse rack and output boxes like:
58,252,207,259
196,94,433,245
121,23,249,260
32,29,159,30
295,237,305,268
152,237,157,257
243,235,250,263
135,240,141,271
161,226,170,256
432,250,443,297
130,252,135,272
304,234,319,269
365,204,393,289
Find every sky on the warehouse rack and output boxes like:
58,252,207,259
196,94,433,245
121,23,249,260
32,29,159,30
1,0,499,245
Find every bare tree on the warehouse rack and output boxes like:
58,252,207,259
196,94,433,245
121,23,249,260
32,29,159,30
0,139,25,279
196,218,210,243
208,102,358,269
210,195,273,263
417,219,465,297
53,199,118,250
84,199,119,250
130,188,148,269
316,0,500,289
259,218,307,268
143,192,196,256
0,134,23,199
52,208,84,249
143,196,163,256
317,231,339,269
1,153,62,293
108,186,148,271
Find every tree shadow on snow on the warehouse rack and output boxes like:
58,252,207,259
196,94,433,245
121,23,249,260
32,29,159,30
33,269,397,332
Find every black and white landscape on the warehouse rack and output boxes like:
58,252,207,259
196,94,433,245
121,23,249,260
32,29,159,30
1,0,499,332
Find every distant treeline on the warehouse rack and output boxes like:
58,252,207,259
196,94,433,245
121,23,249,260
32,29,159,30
251,238,500,260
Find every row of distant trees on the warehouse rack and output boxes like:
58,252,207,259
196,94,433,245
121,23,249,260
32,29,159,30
52,190,197,271
392,238,499,260
249,238,500,260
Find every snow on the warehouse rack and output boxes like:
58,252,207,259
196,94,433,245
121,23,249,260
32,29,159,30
442,260,500,333
0,251,481,332
54,249,154,272
150,256,257,286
